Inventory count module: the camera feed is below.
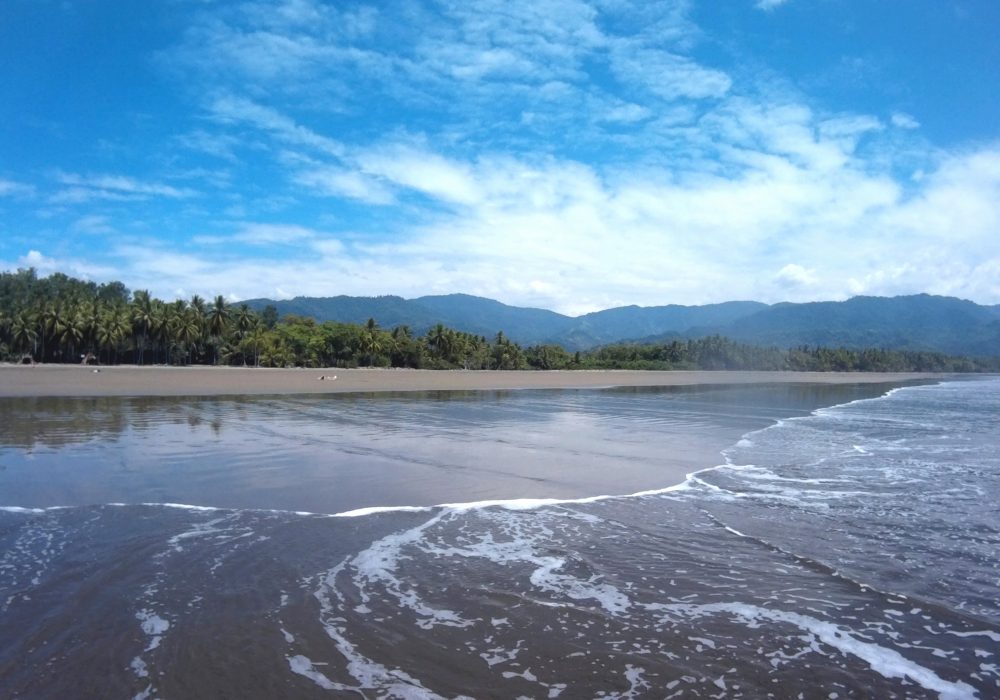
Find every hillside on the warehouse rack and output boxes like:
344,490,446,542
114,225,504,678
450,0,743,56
242,293,1000,356
705,295,1000,356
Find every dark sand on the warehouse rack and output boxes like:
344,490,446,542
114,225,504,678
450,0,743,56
0,364,947,398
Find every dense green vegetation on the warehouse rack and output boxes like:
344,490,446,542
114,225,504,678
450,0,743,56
2,269,998,372
245,291,1000,355
0,269,524,369
572,336,1000,373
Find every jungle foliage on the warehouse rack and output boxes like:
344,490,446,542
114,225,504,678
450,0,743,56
2,269,997,372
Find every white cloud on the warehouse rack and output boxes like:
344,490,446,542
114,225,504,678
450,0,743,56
357,146,483,206
70,215,115,235
891,112,920,130
49,172,196,204
610,47,732,101
233,222,321,245
774,263,818,289
600,102,653,124
208,95,345,157
17,130,999,314
294,167,395,205
9,249,118,282
756,0,791,10
0,179,35,198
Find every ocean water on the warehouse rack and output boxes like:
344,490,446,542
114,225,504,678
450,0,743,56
1,379,998,698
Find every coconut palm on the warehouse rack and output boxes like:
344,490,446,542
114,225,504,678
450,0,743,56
57,311,85,362
427,323,452,363
39,304,67,362
10,311,38,358
77,300,102,356
207,295,230,365
360,318,384,367
234,304,254,340
148,301,169,364
131,290,154,364
172,309,203,365
97,306,131,364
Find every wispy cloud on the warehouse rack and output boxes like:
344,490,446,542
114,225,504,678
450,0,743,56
208,95,345,157
755,0,791,10
0,178,35,198
891,112,920,130
70,215,116,235
609,47,732,101
50,172,197,204
294,167,395,205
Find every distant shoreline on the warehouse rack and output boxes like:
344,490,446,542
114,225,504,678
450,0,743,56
0,364,949,398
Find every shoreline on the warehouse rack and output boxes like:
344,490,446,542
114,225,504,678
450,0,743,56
0,363,950,398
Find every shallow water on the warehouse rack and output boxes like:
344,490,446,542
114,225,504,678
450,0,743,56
0,383,884,513
2,380,998,699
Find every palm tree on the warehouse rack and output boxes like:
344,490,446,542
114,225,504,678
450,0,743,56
39,304,66,362
98,306,131,364
189,296,207,363
233,304,256,364
360,318,383,367
491,331,523,370
245,323,266,367
148,301,169,364
172,309,203,365
57,310,85,362
189,294,207,316
427,323,451,363
131,290,154,365
235,304,254,339
207,295,230,365
78,300,102,357
10,311,38,359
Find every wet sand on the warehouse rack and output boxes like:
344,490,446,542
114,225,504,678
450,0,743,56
0,364,945,398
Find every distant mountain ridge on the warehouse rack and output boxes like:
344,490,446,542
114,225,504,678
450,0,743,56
241,293,1000,357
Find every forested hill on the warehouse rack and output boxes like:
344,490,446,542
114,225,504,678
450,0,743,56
694,295,1000,357
244,293,1000,356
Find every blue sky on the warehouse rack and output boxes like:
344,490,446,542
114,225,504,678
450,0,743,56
1,0,998,314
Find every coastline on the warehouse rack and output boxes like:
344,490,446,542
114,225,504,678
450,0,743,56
0,364,948,398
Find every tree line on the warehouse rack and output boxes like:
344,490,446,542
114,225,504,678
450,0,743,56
1,269,997,372
0,269,526,369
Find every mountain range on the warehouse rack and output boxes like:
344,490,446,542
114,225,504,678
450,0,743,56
242,293,1000,357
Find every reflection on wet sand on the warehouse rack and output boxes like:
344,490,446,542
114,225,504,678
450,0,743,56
0,383,913,515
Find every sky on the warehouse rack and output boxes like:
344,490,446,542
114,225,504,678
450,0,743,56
1,0,998,315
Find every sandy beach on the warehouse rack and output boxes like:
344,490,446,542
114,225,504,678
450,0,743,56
0,364,945,398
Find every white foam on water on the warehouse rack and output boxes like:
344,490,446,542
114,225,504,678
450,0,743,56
130,656,148,678
348,509,477,629
136,609,170,651
166,516,230,552
727,465,842,485
328,464,709,520
620,664,650,698
529,555,631,615
150,502,220,512
132,684,154,700
948,630,1000,642
311,560,451,698
287,655,347,691
333,504,433,518
480,639,523,667
0,506,47,514
646,602,979,700
501,668,537,681
391,508,634,616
